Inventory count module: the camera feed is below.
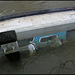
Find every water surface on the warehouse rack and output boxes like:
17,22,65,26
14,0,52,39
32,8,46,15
0,1,75,74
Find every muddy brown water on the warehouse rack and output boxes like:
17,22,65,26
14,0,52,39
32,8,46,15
0,1,75,74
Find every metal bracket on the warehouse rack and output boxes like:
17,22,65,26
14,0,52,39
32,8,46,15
0,30,19,54
1,41,19,54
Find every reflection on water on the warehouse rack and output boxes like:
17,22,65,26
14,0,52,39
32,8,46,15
0,1,75,74
0,41,75,74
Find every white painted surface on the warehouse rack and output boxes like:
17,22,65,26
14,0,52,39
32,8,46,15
0,11,75,40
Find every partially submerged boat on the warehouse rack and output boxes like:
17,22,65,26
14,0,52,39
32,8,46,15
0,7,75,40
0,7,75,60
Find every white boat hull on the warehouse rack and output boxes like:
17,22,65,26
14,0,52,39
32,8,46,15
0,10,75,40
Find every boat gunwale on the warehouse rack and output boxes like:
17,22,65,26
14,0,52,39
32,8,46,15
0,7,75,22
